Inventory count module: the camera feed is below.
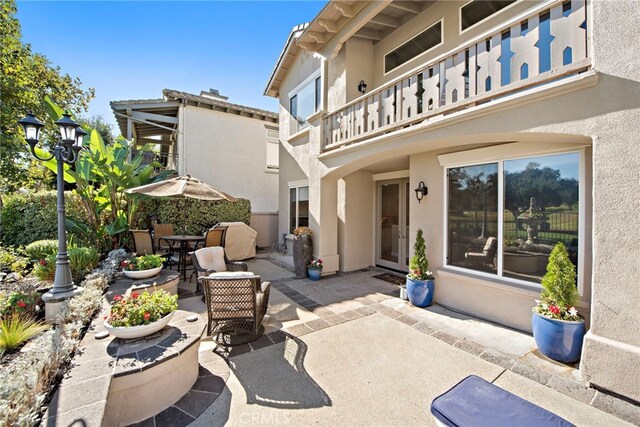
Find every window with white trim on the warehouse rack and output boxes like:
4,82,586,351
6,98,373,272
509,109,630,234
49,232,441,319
289,74,321,132
447,152,580,286
289,186,309,233
266,128,279,170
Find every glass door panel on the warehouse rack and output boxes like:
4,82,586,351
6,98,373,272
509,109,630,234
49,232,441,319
376,179,410,271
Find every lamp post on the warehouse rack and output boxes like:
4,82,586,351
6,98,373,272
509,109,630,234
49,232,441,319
18,112,87,303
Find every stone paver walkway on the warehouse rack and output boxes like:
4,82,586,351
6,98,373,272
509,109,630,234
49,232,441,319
139,253,640,425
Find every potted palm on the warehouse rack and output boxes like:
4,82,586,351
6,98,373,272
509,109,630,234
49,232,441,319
292,227,313,278
532,242,585,363
104,289,178,339
406,229,435,307
307,258,323,281
121,254,164,279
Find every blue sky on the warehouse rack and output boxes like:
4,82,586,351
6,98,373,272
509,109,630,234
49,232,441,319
17,1,324,135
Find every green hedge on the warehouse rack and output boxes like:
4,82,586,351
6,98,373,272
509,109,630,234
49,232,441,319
133,197,251,235
1,191,90,247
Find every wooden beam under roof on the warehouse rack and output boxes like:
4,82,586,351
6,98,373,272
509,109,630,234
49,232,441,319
131,110,178,125
370,13,400,29
297,41,322,52
307,31,327,43
353,28,382,41
332,2,354,18
318,19,339,33
387,1,422,14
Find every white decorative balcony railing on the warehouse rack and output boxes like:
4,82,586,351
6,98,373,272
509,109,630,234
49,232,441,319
322,0,589,152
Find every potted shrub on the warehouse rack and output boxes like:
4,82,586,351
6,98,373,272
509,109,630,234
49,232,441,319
532,242,585,363
307,258,323,281
292,227,313,278
121,254,164,279
104,289,178,339
406,229,435,307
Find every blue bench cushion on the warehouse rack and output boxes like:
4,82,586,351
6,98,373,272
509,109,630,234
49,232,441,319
431,375,575,427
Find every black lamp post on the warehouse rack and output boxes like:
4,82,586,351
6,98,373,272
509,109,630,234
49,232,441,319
18,112,87,302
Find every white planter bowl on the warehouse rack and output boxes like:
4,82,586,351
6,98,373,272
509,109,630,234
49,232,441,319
104,311,175,340
122,266,162,280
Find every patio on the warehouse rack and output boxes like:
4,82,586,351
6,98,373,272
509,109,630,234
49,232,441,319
138,253,633,426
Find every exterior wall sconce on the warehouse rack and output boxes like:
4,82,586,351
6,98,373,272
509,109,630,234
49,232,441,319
415,181,428,203
358,80,367,95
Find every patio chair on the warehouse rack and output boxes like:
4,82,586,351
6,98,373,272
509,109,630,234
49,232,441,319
190,246,248,291
153,223,174,251
464,237,497,269
198,272,271,344
130,229,175,267
204,225,228,248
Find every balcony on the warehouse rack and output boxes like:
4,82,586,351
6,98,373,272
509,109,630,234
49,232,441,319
322,0,590,152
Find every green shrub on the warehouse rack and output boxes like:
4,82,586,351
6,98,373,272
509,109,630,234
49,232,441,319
407,229,434,280
0,246,29,275
123,254,164,271
106,289,178,327
133,197,251,236
0,315,49,352
534,242,580,321
0,291,40,318
1,191,90,247
24,240,58,261
33,247,100,283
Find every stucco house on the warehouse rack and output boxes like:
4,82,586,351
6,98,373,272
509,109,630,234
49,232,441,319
265,0,640,403
111,88,280,247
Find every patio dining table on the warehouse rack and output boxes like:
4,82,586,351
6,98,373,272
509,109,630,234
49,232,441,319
159,235,205,281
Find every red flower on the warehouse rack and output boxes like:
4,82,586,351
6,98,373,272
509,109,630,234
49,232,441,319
120,261,128,267
144,312,150,321
17,300,27,308
549,305,560,315
132,293,139,299
318,259,323,264
39,259,47,266
113,295,123,301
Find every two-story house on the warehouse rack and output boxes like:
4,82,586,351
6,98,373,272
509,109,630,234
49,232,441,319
265,0,640,403
111,88,280,247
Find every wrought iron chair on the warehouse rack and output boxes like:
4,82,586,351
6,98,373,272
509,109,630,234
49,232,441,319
203,225,228,248
465,236,498,269
190,246,248,291
153,223,177,268
198,272,271,344
130,229,175,267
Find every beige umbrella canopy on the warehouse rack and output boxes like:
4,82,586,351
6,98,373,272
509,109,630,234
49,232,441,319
125,175,238,202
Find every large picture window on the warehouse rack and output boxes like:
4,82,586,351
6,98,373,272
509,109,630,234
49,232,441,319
289,186,309,233
290,75,321,131
447,152,580,285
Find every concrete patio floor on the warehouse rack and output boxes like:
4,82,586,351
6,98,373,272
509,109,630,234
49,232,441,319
159,254,636,426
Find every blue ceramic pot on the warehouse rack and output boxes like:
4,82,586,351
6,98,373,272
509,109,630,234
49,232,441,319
406,277,434,307
308,268,322,281
532,310,585,363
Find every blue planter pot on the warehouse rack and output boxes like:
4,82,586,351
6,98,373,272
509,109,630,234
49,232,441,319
532,310,585,363
308,268,322,281
406,278,434,307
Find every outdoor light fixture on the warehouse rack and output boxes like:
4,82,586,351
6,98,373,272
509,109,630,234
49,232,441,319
358,80,367,95
17,111,86,304
415,181,428,203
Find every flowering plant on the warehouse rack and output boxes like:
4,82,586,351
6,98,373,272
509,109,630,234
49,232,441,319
533,242,581,322
308,259,323,270
106,289,178,327
293,227,313,239
120,254,164,271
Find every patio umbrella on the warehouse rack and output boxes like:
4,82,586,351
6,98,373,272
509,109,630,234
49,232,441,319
125,175,238,202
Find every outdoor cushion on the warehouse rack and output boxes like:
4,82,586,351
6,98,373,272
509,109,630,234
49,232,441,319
195,247,228,272
431,375,575,427
207,271,256,279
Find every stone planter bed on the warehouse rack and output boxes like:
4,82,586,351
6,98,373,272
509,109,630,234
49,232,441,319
43,270,206,427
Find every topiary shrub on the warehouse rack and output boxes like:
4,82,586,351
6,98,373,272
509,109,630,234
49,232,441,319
1,191,89,247
407,229,434,281
133,197,251,235
24,240,58,261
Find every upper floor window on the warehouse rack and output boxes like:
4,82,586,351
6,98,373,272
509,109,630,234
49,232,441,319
265,127,279,171
460,0,517,32
289,72,321,131
385,21,442,74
